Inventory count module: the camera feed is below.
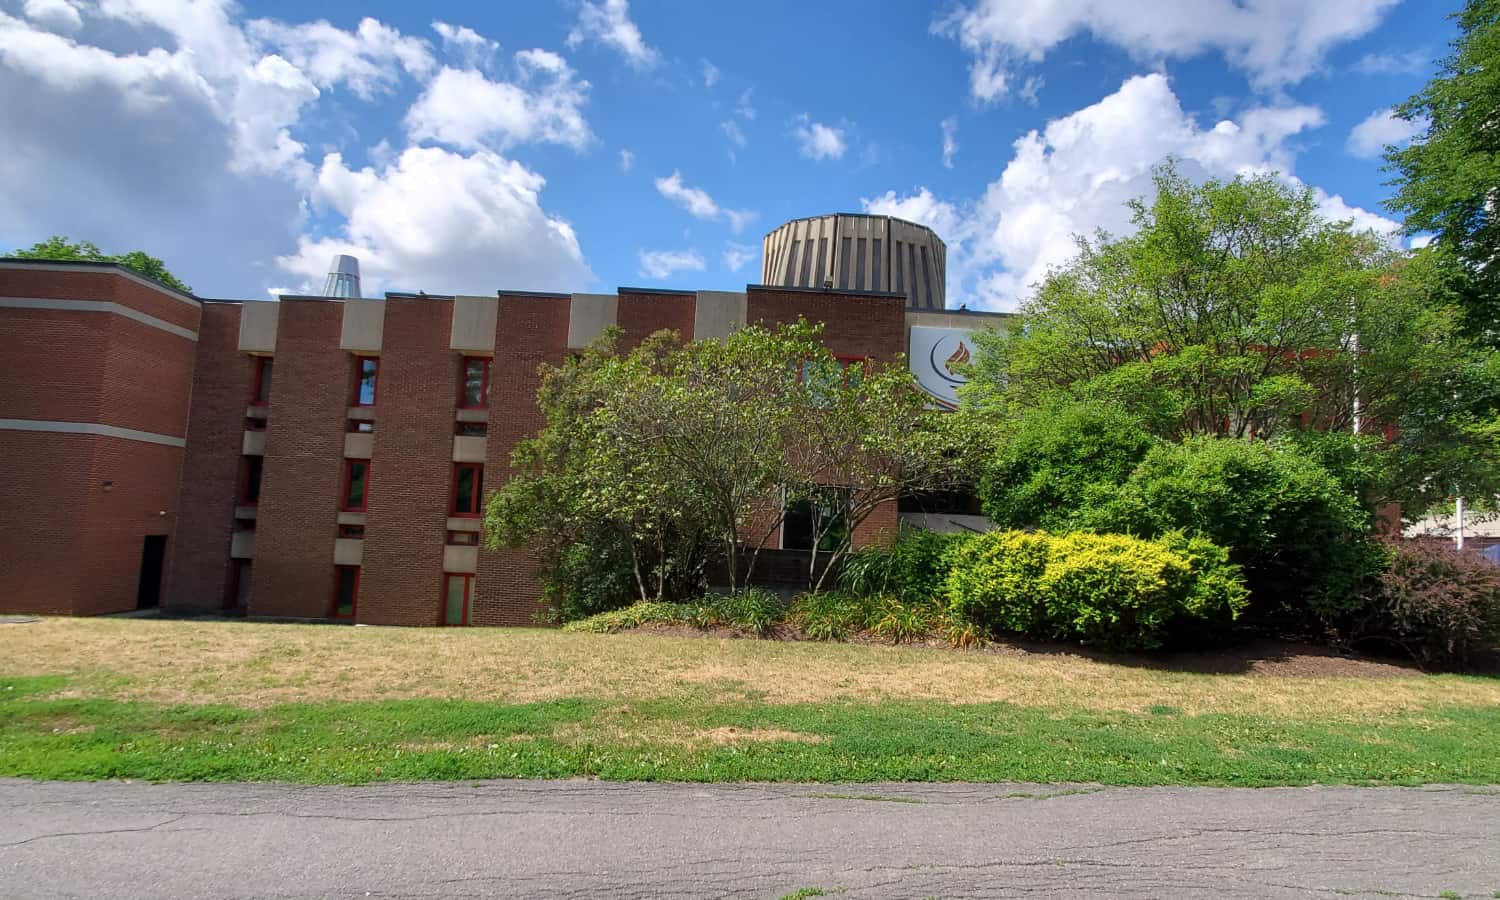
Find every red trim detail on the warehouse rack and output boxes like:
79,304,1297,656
341,459,370,512
450,462,484,517
459,356,490,409
352,356,379,407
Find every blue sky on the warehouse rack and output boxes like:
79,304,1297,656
0,0,1457,309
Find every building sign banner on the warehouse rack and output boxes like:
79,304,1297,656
909,326,976,410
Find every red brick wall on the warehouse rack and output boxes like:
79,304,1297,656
0,265,200,331
0,308,108,424
746,287,906,362
248,300,347,618
0,431,95,614
78,438,184,615
0,267,196,616
616,288,696,350
359,298,456,626
165,303,248,611
474,293,571,625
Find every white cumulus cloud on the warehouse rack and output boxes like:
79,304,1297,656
865,73,1398,312
941,117,958,168
938,0,1399,100
280,147,591,296
21,0,81,31
566,0,657,69
654,170,754,233
432,21,497,69
722,242,755,273
792,115,847,161
1347,108,1423,159
639,249,705,279
404,50,591,152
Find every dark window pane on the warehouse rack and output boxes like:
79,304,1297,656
345,462,367,510
854,238,867,290
243,457,262,504
254,360,273,403
871,238,882,291
335,567,358,617
783,489,850,552
838,237,852,287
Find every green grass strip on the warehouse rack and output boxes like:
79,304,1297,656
4,675,1499,786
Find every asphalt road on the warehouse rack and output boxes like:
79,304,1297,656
2,779,1497,899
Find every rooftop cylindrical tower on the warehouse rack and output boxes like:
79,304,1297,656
321,254,362,299
761,214,946,310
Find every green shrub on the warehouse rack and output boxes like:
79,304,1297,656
945,529,1248,651
686,589,786,637
1353,540,1500,670
1089,436,1379,626
561,601,696,633
839,527,970,606
868,596,938,645
546,533,642,622
788,591,874,641
944,530,1052,635
979,401,1160,531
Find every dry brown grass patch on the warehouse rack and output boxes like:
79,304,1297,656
5,617,1499,720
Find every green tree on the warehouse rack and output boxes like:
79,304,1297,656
487,321,962,612
9,236,192,294
962,163,1496,516
1384,0,1500,339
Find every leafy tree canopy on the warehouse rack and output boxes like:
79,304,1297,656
9,236,192,294
1385,0,1500,339
961,163,1499,515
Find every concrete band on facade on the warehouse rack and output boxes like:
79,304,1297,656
0,259,1011,623
0,297,199,341
0,418,187,447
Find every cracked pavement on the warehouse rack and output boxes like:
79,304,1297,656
2,779,1497,898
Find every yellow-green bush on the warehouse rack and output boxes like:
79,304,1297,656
944,530,1248,650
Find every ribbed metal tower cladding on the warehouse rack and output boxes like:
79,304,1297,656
761,214,946,310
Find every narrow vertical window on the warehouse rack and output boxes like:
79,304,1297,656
353,356,378,407
240,456,263,506
250,358,273,406
333,566,360,619
451,463,484,517
460,357,490,409
342,460,369,512
443,573,473,626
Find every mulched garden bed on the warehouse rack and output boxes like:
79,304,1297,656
625,622,1425,677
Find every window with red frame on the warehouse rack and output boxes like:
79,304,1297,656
460,356,490,409
239,456,263,505
352,356,378,406
442,573,473,626
342,460,369,512
250,357,273,405
333,565,360,619
451,463,483,516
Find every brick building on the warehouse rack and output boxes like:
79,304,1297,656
0,259,1004,625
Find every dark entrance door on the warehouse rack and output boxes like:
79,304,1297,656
136,535,167,609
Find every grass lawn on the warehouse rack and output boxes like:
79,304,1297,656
3,617,1500,785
